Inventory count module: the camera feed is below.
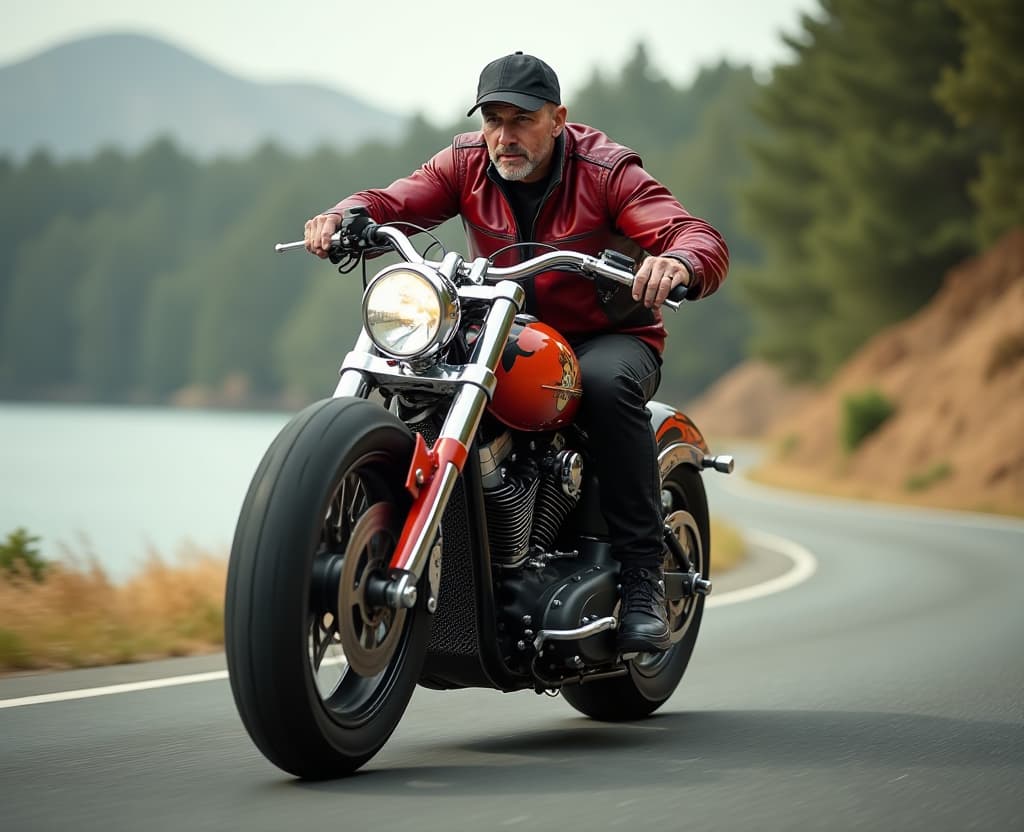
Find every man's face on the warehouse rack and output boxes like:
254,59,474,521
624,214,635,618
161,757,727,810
481,102,567,183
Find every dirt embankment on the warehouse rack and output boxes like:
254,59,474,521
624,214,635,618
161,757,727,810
688,229,1024,515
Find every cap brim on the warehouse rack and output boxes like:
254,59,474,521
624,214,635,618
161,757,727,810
466,91,549,117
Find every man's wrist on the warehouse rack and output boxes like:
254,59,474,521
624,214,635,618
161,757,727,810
663,253,699,294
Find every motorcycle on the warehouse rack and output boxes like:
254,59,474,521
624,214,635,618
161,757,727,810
224,208,734,778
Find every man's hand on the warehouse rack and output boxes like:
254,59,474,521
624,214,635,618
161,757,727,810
632,255,691,309
304,213,343,259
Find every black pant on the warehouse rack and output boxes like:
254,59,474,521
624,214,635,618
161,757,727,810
573,334,665,570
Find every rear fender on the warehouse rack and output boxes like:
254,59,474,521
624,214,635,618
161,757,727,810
647,401,709,455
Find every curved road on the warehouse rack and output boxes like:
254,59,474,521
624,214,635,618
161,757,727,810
2,456,1022,831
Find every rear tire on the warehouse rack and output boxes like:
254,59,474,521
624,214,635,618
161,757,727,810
225,397,430,778
561,463,709,721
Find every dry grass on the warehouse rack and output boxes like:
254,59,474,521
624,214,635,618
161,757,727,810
0,546,227,673
711,518,745,573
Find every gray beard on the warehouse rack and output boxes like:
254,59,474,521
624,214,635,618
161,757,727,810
492,156,538,182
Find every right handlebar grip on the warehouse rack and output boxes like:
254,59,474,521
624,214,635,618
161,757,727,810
667,283,689,303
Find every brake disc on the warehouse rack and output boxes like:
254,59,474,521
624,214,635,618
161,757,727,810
337,502,407,677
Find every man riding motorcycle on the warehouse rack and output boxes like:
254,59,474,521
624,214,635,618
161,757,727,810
305,51,729,652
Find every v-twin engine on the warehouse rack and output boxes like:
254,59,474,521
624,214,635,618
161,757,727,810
478,431,583,566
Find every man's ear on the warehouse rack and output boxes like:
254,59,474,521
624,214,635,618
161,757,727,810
552,104,568,136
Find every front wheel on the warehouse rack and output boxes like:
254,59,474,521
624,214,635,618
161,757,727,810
225,397,431,778
561,463,709,721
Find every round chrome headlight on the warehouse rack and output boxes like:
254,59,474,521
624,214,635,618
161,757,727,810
362,264,459,359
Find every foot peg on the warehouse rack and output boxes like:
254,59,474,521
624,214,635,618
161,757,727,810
665,570,713,599
691,573,712,596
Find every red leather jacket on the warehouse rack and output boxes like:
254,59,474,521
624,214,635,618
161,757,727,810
327,123,729,354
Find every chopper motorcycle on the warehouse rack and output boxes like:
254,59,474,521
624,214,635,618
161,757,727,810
224,208,734,778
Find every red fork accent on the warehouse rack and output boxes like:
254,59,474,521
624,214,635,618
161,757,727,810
404,433,436,499
390,436,469,571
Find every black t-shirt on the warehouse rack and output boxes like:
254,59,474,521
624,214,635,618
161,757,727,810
502,175,550,245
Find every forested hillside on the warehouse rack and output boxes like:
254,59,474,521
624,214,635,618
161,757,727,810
1,0,1019,408
740,0,1022,381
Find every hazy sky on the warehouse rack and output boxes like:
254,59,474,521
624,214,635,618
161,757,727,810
3,0,820,123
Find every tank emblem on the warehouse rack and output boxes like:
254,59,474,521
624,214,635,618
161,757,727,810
541,347,583,412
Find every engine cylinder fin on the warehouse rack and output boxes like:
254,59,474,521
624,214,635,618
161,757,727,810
531,476,578,552
484,476,540,565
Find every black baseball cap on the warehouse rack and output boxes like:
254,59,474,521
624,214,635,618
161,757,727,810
466,52,561,117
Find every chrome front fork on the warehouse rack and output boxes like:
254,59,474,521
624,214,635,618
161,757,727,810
338,281,524,610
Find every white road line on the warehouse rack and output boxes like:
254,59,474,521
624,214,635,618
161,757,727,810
0,670,228,710
0,533,817,710
707,529,817,608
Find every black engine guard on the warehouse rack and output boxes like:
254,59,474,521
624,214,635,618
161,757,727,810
531,546,619,668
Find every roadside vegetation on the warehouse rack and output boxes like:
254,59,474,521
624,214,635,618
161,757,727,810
0,528,225,672
841,389,897,453
0,522,744,673
710,519,744,573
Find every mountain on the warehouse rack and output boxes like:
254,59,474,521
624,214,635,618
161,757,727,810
0,32,408,160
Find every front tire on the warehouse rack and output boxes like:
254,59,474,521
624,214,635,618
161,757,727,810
561,463,710,721
225,397,430,778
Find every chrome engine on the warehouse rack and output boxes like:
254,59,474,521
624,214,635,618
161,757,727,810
479,431,583,566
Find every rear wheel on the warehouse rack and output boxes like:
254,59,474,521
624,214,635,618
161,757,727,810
561,463,709,721
225,397,431,778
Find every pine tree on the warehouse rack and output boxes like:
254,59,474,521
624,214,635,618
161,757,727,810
740,0,981,380
936,0,1024,244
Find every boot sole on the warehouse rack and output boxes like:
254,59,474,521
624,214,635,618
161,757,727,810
617,631,671,653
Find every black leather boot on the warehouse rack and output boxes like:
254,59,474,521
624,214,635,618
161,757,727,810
617,567,671,652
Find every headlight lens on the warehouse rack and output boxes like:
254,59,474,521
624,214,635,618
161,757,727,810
362,265,458,359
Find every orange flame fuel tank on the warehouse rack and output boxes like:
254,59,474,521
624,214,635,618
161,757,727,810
487,320,583,432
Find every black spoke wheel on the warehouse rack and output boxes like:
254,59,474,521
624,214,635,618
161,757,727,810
562,462,710,721
225,398,431,778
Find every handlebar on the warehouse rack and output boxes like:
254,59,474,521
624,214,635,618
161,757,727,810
483,250,688,308
275,219,688,309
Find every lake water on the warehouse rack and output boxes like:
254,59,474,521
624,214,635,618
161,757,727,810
0,402,292,580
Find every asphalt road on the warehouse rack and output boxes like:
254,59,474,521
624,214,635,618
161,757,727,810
2,457,1022,831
